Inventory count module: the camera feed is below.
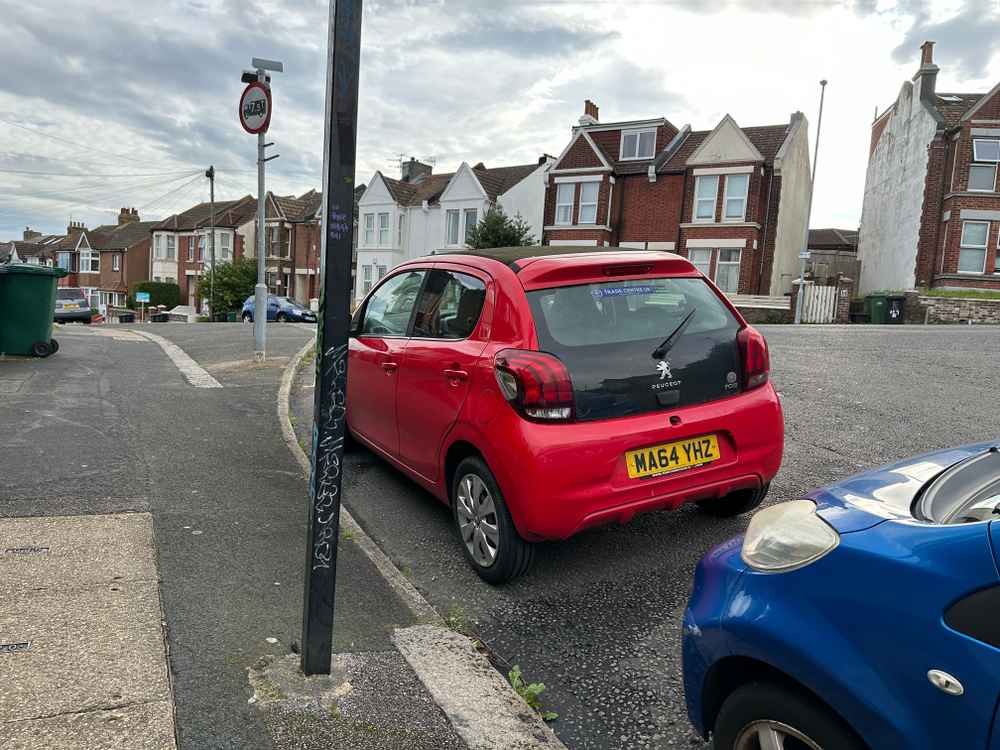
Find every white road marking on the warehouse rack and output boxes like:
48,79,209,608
135,331,223,389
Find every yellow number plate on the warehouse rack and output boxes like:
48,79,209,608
625,435,720,480
64,304,79,309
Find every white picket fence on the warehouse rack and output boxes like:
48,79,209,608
727,294,790,311
799,284,837,323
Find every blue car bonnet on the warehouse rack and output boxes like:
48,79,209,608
807,441,999,533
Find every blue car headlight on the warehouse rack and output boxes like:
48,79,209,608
741,499,840,573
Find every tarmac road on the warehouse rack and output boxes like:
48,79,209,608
291,324,1000,750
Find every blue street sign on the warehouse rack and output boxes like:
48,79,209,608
135,292,151,303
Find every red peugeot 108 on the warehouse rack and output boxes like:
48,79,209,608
347,246,783,582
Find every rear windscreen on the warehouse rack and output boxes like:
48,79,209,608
527,278,742,420
56,289,83,300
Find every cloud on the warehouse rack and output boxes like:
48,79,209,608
890,0,1000,80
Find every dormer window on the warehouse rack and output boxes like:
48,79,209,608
970,139,999,192
620,129,656,160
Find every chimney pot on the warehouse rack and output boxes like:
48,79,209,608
580,99,600,126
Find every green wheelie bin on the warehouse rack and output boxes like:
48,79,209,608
0,264,67,357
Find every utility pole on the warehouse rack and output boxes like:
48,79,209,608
795,79,827,325
301,0,362,676
240,57,283,359
206,165,215,321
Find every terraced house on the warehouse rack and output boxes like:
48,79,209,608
249,189,324,305
355,156,553,300
542,100,812,296
859,41,1000,293
152,197,255,311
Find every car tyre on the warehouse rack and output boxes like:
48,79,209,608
697,483,769,518
242,312,253,323
713,681,865,750
451,456,533,584
276,312,289,322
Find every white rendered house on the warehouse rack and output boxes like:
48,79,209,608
354,156,553,299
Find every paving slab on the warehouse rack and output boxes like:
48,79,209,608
0,513,175,748
0,700,176,750
0,513,158,595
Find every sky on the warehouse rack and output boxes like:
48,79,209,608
1,0,998,240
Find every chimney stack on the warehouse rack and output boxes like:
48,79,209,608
400,157,432,183
580,99,599,126
23,226,41,241
118,207,139,226
913,40,939,106
66,220,86,236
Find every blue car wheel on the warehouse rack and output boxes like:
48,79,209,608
713,682,866,750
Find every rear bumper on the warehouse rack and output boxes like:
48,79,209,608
489,384,783,540
54,311,91,323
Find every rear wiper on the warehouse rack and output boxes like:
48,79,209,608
652,308,696,359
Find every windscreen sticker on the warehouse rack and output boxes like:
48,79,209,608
591,285,657,299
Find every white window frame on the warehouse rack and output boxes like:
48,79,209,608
219,231,231,260
398,214,405,247
722,174,749,222
969,163,997,192
972,139,1000,162
155,235,164,259
694,175,719,223
688,248,712,277
958,220,989,274
112,254,120,272
377,264,388,279
80,248,100,273
578,181,599,224
362,264,373,294
464,208,478,244
166,235,176,260
363,214,375,246
57,251,72,271
715,248,742,293
378,212,390,246
555,183,574,225
619,128,656,160
446,209,461,246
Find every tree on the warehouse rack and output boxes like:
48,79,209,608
196,256,258,314
466,205,536,249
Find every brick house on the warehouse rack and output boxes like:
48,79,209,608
152,196,254,311
255,190,324,304
52,222,102,302
542,100,812,296
88,208,157,310
859,41,1000,293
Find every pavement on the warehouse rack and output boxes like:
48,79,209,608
0,323,437,749
0,321,556,750
289,324,1000,750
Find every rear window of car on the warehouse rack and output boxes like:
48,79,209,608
526,277,742,420
57,289,84,300
528,277,737,347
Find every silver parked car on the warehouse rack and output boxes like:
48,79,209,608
54,288,92,323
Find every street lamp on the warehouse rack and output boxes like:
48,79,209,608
795,79,827,325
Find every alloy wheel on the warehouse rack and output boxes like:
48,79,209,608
455,473,500,568
734,720,823,750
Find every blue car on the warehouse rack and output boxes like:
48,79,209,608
683,442,1000,750
241,295,316,323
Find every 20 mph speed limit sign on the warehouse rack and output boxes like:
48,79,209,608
239,81,271,134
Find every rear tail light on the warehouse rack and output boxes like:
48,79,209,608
494,349,575,421
737,326,769,390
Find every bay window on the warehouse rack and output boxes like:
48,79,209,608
959,221,989,273
166,235,175,260
723,174,749,221
688,248,712,277
578,182,599,224
694,176,719,222
80,248,99,273
555,183,574,225
220,232,231,261
363,264,373,294
715,249,742,293
57,252,72,271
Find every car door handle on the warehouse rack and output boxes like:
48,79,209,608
443,368,468,381
381,361,398,373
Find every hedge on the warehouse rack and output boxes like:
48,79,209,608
129,281,180,309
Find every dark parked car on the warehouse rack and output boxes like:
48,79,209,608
54,287,92,323
241,295,316,323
